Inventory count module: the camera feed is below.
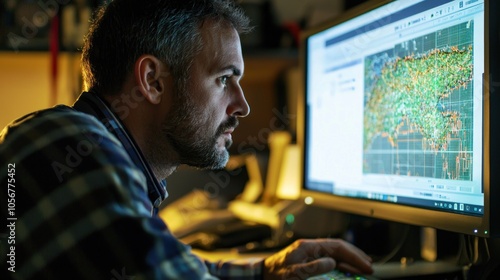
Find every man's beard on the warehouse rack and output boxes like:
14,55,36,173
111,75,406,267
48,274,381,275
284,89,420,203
160,92,238,170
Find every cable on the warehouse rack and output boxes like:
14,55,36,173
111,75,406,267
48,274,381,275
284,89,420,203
456,234,472,265
472,236,491,265
376,224,411,265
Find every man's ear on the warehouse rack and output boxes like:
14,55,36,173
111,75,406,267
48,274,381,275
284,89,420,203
134,54,169,104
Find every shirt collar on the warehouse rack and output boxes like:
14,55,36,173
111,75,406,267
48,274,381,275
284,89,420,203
72,92,168,209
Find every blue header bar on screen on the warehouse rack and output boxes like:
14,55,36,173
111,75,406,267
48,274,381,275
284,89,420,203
324,0,453,47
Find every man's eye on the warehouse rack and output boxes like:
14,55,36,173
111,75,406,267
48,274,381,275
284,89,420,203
219,76,229,87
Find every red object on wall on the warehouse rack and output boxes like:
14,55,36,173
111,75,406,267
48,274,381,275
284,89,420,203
49,14,59,106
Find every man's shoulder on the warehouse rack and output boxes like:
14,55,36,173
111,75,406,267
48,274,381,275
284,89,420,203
0,105,110,145
0,105,124,170
6,104,104,131
0,104,141,194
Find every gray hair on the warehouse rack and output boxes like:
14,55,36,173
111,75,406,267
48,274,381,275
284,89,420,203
81,0,251,95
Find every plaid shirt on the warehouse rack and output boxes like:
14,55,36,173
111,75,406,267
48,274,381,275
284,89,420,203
0,92,263,279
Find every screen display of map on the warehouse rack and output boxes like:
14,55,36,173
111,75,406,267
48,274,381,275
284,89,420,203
363,21,474,181
304,0,485,217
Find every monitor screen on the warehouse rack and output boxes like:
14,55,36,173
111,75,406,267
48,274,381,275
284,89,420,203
301,0,499,237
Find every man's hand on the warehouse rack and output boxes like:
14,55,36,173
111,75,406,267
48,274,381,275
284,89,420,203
262,238,373,280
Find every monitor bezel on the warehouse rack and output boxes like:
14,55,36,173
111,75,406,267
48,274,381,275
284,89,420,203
298,0,499,238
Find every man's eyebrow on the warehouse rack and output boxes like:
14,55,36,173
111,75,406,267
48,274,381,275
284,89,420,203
222,65,242,77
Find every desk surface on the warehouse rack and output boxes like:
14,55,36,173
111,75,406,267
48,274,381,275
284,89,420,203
193,248,271,262
194,249,465,279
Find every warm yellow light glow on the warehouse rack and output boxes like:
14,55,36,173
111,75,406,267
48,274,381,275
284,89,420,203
275,144,301,200
0,52,81,129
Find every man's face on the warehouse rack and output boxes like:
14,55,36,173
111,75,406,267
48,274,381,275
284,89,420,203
161,21,250,169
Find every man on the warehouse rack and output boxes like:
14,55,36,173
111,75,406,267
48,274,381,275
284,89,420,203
0,0,373,279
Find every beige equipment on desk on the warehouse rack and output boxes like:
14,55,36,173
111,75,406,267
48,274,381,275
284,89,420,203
158,152,264,239
228,131,348,248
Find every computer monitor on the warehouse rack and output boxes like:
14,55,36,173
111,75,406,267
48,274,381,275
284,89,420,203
300,0,499,238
